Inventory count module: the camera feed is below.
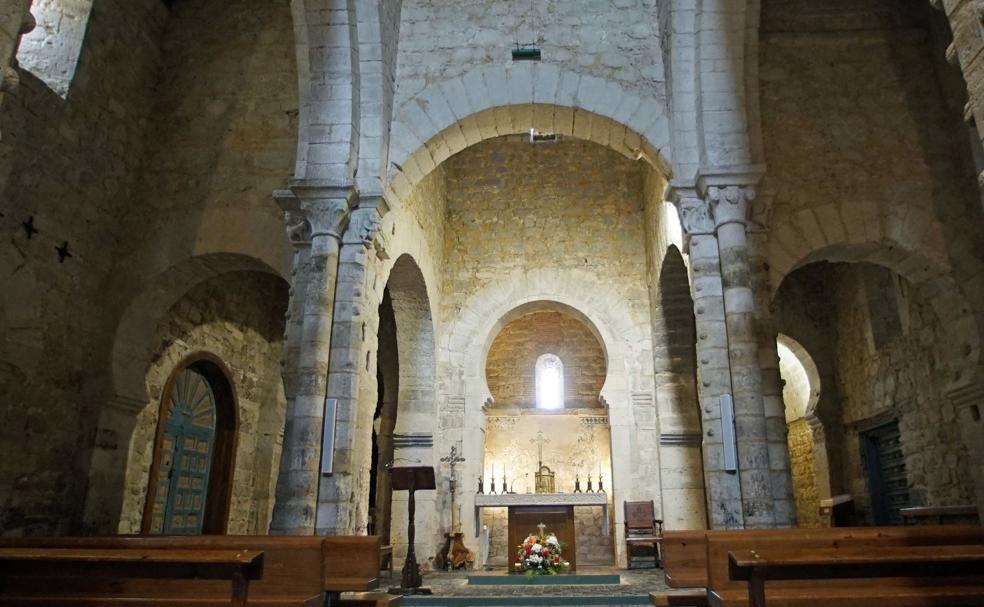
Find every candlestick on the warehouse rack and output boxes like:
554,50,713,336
586,473,594,493
574,474,582,493
598,472,605,493
490,472,497,495
477,475,484,495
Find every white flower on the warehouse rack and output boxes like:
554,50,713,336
531,543,542,552
546,535,560,546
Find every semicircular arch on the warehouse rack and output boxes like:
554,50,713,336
384,64,671,206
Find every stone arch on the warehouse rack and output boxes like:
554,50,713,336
768,204,980,392
444,268,653,568
108,253,285,406
653,244,707,530
366,253,439,565
776,333,820,421
384,64,672,204
448,271,645,404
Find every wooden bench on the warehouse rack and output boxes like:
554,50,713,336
651,530,710,607
0,535,384,606
705,526,984,607
0,547,264,607
900,505,979,525
729,544,984,607
651,526,984,607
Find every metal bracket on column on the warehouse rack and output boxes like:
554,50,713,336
721,394,738,473
320,398,338,475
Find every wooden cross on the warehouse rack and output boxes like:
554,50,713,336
533,431,550,465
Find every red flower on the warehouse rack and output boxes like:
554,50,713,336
542,548,550,557
526,547,532,555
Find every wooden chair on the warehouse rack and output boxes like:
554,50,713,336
624,500,663,569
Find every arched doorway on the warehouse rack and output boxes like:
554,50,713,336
367,255,437,567
142,356,237,534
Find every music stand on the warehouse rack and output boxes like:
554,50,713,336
389,466,436,595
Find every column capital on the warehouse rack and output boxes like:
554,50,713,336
342,192,392,260
668,184,716,238
696,165,766,230
279,179,358,253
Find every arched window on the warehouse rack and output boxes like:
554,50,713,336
535,353,564,410
143,357,237,535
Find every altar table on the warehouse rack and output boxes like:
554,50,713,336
473,493,610,573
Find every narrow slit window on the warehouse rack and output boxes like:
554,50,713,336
535,353,564,410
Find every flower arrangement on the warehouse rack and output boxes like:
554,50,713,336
515,529,570,576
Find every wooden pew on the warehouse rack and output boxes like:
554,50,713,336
0,535,384,606
728,544,984,607
0,547,264,607
651,530,710,607
900,505,979,525
651,526,984,607
705,526,984,607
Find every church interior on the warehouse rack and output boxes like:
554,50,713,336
1,0,984,605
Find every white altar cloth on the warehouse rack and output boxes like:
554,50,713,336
473,492,610,537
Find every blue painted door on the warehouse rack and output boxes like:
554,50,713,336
149,368,216,535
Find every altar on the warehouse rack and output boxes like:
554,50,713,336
473,492,609,572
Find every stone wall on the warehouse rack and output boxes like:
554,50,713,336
761,0,979,269
441,137,651,328
483,410,614,566
394,0,666,110
15,0,92,97
119,271,288,535
831,264,975,519
786,418,821,528
485,310,606,409
0,0,166,535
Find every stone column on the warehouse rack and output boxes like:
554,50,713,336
700,179,776,528
271,181,355,535
947,383,984,524
673,187,743,529
748,225,797,526
317,194,390,536
79,395,145,533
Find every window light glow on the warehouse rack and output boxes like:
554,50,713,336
535,353,564,409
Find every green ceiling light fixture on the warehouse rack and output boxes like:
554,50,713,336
512,0,542,62
512,44,541,62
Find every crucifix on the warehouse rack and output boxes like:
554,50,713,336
534,431,550,467
440,445,466,531
437,445,473,570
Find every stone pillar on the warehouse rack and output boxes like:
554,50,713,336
80,395,145,533
748,227,797,526
701,180,776,528
946,382,984,524
673,187,743,529
270,181,355,535
317,194,390,536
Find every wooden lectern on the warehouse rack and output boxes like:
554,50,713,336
389,466,435,595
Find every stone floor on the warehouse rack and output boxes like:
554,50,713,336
396,566,668,606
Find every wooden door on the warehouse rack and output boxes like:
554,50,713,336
148,368,217,535
861,420,910,525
